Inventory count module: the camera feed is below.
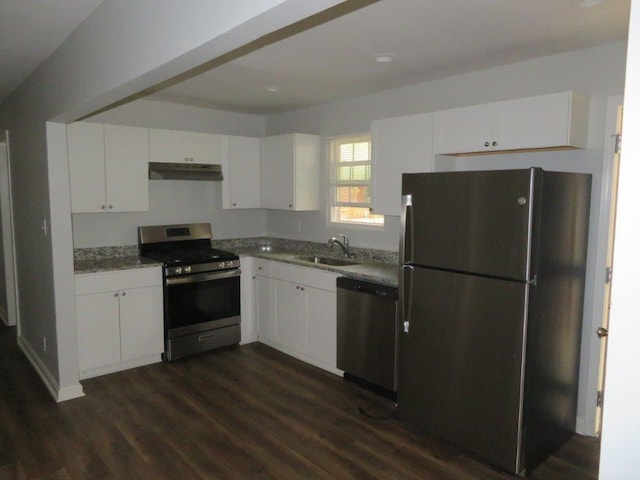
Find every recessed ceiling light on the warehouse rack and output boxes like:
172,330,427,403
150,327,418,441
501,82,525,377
265,86,281,93
374,54,395,63
576,0,606,7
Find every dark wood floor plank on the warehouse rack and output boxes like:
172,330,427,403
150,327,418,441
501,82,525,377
0,325,599,480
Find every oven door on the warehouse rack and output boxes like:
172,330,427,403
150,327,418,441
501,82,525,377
164,269,240,337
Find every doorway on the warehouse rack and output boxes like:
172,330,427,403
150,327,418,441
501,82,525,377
0,131,19,329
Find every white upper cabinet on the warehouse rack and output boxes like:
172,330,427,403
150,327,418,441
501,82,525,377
261,133,320,211
433,92,589,155
67,122,149,213
371,112,434,216
221,135,261,209
149,128,226,164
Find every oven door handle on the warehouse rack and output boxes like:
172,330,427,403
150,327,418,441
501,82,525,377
165,268,241,285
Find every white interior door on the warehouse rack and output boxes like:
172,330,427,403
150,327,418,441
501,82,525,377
596,104,623,436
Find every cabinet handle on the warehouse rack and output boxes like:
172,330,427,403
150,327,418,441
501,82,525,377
232,203,237,207
288,204,293,208
120,291,126,296
492,141,498,147
300,287,305,291
101,205,106,210
258,266,263,270
113,292,118,297
484,141,490,147
108,204,113,209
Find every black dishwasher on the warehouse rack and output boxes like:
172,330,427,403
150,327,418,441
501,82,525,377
336,277,398,394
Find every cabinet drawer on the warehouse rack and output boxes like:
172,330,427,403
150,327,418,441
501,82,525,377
75,267,162,295
253,259,272,277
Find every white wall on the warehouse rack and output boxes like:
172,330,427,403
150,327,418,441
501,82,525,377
599,1,640,478
265,41,627,436
72,99,268,247
0,0,345,400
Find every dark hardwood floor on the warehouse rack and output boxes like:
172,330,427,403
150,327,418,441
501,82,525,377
0,325,599,479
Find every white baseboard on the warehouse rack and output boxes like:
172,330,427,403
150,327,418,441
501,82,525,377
240,335,259,345
257,339,343,377
0,305,11,326
78,353,162,380
17,335,84,402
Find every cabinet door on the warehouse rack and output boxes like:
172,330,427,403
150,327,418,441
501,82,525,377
104,124,149,212
371,113,434,216
223,136,261,209
305,288,337,368
76,291,121,371
240,257,258,343
67,122,106,213
272,278,305,350
149,128,226,164
291,134,320,211
433,104,494,155
261,135,295,209
256,275,274,342
494,93,573,151
118,285,164,362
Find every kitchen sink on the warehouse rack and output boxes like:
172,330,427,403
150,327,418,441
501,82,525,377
296,255,359,267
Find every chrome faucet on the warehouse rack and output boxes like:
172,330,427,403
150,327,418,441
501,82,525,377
327,234,355,258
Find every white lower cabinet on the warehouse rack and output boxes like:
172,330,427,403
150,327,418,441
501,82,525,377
272,278,306,350
75,267,164,379
252,258,340,374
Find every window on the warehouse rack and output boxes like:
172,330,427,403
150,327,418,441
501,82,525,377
329,134,384,226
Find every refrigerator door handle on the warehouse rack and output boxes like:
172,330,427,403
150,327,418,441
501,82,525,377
400,194,414,264
399,265,414,333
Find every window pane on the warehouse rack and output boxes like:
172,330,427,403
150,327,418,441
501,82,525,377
335,186,371,204
353,142,370,161
333,206,384,225
335,164,371,183
340,143,354,162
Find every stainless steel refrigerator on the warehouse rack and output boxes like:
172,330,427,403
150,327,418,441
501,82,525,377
398,168,591,476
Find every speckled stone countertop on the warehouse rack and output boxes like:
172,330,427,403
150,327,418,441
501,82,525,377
216,237,399,287
74,237,400,286
234,248,398,287
74,246,162,274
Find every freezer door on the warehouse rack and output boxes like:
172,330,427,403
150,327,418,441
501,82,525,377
401,168,538,281
397,266,528,474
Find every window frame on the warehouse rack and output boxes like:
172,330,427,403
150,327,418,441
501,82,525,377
327,133,384,228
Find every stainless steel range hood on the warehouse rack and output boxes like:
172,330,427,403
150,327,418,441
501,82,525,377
148,162,223,181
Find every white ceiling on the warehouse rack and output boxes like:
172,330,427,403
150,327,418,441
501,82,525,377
0,0,104,103
151,0,631,114
0,0,631,114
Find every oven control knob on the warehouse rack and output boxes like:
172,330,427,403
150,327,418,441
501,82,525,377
219,262,225,269
184,266,192,273
175,267,182,275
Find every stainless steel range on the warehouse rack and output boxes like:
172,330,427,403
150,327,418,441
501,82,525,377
138,223,240,360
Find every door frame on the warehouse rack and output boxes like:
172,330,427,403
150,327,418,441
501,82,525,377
0,130,20,329
595,100,623,435
579,95,623,436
